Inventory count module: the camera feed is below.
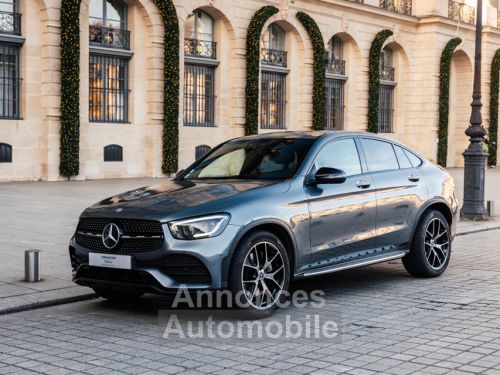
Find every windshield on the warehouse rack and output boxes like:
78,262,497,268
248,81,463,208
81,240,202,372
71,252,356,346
183,137,315,181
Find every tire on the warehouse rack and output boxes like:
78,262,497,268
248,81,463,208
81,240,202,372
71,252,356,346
403,210,451,278
229,230,291,315
93,287,144,301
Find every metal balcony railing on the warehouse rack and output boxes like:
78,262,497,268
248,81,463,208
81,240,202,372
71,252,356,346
380,66,395,81
448,0,475,25
379,0,412,16
0,11,21,35
260,48,288,68
184,38,217,59
89,25,130,49
325,57,346,76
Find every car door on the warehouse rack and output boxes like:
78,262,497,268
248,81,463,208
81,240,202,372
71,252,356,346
359,138,427,250
306,137,378,267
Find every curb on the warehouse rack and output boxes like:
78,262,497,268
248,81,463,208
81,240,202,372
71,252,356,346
0,292,96,316
456,225,500,237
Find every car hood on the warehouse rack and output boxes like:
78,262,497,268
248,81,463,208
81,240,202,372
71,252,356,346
81,179,285,221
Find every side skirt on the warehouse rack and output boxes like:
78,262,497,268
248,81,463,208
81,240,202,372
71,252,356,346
296,250,408,279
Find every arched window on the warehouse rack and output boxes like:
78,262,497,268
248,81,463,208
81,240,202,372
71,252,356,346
379,46,395,133
184,10,217,127
260,23,287,130
104,144,123,161
325,36,346,130
89,0,130,123
0,143,12,163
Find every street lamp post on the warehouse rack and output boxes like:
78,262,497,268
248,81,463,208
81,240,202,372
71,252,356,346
461,0,489,220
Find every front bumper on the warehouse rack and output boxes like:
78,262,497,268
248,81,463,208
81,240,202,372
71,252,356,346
70,223,241,293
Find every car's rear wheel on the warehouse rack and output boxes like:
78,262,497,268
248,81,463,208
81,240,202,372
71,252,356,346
403,210,451,278
93,287,144,301
229,231,290,314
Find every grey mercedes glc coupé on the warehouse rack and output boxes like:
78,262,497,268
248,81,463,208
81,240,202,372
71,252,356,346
69,131,458,311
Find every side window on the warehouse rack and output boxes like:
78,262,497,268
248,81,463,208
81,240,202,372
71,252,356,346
393,145,412,169
361,138,399,172
404,149,423,167
314,138,362,176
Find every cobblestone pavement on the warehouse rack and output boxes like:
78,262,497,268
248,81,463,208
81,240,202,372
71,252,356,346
0,229,499,375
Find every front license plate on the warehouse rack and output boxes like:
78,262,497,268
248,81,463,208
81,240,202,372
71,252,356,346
89,253,131,270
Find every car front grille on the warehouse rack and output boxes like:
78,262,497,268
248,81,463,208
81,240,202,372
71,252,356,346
75,218,165,253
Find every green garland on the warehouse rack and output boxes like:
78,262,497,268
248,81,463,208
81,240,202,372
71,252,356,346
152,0,179,174
437,37,462,167
245,6,279,135
368,29,393,133
296,12,325,130
59,0,179,176
489,50,500,167
59,0,81,177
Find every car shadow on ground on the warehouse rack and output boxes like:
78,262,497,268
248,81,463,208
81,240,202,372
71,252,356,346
88,261,413,320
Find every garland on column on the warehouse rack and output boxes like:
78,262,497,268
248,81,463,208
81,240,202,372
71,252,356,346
245,6,279,135
152,0,180,174
437,37,462,167
489,50,500,167
59,0,81,177
59,0,179,176
368,29,393,133
296,11,325,130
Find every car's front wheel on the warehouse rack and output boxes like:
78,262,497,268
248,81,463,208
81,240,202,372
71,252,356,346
229,231,291,313
403,210,451,278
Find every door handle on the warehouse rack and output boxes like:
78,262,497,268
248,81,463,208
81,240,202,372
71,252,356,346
408,174,420,182
356,179,371,189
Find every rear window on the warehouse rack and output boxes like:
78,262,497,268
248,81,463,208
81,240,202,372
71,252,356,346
394,145,412,169
361,138,399,172
404,149,423,167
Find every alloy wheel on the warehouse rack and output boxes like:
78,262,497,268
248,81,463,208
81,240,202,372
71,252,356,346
424,218,450,270
241,241,285,310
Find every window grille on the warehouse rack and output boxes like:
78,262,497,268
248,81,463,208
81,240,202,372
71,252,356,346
260,72,286,129
0,142,11,162
104,144,123,161
0,42,19,119
325,78,345,130
184,64,215,127
379,84,394,133
89,54,129,123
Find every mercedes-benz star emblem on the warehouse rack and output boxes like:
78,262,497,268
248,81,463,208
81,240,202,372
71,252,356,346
102,223,122,249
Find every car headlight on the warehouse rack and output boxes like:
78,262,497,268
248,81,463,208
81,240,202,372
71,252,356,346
168,214,230,240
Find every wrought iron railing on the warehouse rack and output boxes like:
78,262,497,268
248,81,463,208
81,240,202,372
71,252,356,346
325,56,346,76
448,0,475,25
0,11,21,35
184,38,217,59
379,0,412,15
89,25,130,49
260,48,288,68
380,66,395,81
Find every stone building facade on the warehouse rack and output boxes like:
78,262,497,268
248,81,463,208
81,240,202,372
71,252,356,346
0,0,499,181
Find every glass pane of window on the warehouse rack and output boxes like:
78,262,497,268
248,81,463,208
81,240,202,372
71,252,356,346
328,35,343,60
184,13,196,39
184,64,215,126
89,0,103,20
380,46,393,68
260,72,286,129
361,139,399,172
325,79,344,130
196,11,213,41
314,138,361,176
0,42,19,119
106,0,125,28
269,24,285,50
404,149,423,167
394,145,412,169
89,54,128,123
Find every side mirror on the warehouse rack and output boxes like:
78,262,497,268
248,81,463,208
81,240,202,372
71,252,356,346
313,167,347,185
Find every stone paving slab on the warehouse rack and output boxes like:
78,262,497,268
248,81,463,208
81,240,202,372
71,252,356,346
0,230,499,374
0,169,498,316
